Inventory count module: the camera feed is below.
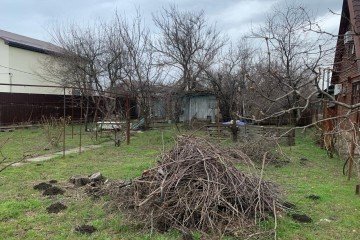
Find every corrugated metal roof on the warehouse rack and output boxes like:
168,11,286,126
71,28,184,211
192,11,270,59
0,29,60,54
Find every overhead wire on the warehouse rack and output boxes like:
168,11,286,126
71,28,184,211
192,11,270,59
0,64,40,76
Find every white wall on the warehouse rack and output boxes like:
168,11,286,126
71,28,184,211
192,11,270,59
0,39,63,95
180,95,217,122
0,39,10,92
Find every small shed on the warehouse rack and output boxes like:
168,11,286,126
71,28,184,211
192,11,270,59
179,92,217,123
152,100,167,119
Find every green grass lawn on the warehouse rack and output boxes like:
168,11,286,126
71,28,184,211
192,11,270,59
0,125,111,167
0,127,360,239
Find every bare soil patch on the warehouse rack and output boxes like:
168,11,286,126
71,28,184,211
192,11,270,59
43,186,65,196
75,225,96,234
33,182,53,191
46,202,67,214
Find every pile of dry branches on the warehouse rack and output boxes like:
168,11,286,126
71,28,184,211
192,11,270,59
235,136,284,165
108,136,282,236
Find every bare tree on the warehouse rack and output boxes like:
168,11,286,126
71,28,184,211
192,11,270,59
42,13,166,131
153,5,225,91
249,3,332,144
42,21,130,129
205,40,254,122
117,13,164,129
203,40,254,141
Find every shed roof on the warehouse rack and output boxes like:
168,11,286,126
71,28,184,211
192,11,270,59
0,29,60,54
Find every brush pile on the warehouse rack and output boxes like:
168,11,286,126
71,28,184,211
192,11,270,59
236,136,283,165
108,136,282,236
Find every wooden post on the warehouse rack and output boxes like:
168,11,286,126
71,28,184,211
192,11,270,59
62,87,66,158
93,105,98,141
217,99,220,142
287,128,296,146
126,94,130,145
79,95,83,154
348,130,356,180
95,125,98,141
322,99,327,148
95,103,98,142
71,94,74,139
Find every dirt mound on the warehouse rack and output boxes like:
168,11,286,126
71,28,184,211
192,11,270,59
291,213,312,223
300,157,309,166
306,194,320,200
33,182,53,191
43,186,65,196
107,135,282,236
46,202,67,213
75,225,96,234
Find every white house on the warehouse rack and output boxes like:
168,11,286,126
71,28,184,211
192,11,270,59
0,29,62,94
0,29,70,125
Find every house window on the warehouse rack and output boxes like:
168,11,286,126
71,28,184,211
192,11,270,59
344,42,355,56
344,30,355,56
344,31,354,44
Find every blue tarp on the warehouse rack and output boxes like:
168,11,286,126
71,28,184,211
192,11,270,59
222,120,247,126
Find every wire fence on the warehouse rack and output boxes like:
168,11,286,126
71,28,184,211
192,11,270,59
0,81,323,168
0,83,136,160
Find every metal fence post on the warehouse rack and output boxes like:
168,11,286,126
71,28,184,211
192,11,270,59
79,94,83,154
62,87,66,158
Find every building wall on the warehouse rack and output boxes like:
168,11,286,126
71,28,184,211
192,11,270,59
0,39,10,92
152,100,166,119
180,95,217,123
0,39,63,95
326,23,359,156
331,32,360,127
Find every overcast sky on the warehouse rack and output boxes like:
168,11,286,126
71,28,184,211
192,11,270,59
0,0,342,43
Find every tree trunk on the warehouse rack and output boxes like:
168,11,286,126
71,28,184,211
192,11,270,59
230,113,239,142
139,98,151,130
286,92,302,146
142,108,151,130
84,97,90,132
287,128,296,146
219,100,231,122
287,111,296,146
